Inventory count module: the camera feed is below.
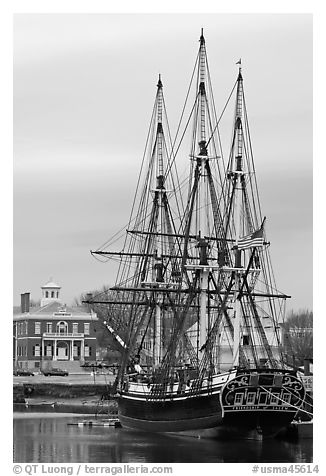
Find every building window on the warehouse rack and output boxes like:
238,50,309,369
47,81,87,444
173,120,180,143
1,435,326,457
35,322,41,334
46,291,49,298
84,323,90,335
73,346,78,357
51,291,54,298
56,292,59,298
242,335,250,346
57,321,68,334
73,323,78,334
84,345,91,357
144,341,152,350
46,323,52,333
46,345,52,357
33,344,40,357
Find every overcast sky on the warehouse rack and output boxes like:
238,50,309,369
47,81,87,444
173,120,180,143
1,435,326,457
13,13,312,311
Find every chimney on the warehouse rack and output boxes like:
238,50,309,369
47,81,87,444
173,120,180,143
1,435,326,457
25,293,30,313
20,293,25,313
20,293,31,313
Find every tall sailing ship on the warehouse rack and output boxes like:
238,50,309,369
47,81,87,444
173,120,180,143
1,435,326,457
89,30,305,439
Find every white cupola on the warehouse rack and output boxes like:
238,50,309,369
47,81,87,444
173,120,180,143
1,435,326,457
40,278,61,307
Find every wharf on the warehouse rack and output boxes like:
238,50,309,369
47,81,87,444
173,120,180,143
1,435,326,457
13,378,118,415
13,395,118,415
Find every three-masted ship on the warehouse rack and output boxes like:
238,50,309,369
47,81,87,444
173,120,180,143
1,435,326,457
89,30,305,439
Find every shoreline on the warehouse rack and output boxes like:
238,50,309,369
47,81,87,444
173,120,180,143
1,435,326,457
14,380,118,415
13,396,118,415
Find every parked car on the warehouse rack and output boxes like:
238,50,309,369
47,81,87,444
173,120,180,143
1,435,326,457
13,368,34,376
41,368,69,376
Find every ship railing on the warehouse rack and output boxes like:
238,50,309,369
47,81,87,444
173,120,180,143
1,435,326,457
125,370,237,396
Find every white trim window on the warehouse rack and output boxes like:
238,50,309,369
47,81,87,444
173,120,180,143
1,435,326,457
46,345,52,357
46,322,52,333
282,393,291,405
234,393,243,405
84,323,90,335
35,322,41,334
247,392,256,405
270,393,280,405
57,321,68,335
33,344,41,357
73,323,79,334
84,345,90,357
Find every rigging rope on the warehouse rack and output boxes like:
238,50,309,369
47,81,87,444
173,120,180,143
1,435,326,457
260,386,313,417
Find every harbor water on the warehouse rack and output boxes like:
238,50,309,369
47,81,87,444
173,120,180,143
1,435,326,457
13,413,313,464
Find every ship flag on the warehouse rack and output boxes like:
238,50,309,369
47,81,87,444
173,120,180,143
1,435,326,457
238,219,265,250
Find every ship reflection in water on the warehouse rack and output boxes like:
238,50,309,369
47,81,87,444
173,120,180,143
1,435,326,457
13,414,312,464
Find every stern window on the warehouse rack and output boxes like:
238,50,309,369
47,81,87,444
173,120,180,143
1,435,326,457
234,393,243,405
247,392,256,405
270,393,280,405
259,392,268,405
282,393,291,405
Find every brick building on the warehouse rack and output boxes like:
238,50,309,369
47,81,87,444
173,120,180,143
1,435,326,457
13,279,99,372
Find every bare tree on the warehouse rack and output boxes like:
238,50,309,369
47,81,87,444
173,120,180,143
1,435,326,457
282,309,313,367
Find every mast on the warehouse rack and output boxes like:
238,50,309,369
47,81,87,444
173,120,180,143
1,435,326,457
153,74,164,366
90,71,186,377
223,63,283,369
180,29,224,361
231,65,244,367
197,29,209,351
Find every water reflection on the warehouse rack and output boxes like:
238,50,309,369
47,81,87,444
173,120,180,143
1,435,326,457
13,414,313,463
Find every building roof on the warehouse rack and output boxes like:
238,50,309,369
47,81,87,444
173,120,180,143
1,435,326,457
13,301,98,321
41,279,61,289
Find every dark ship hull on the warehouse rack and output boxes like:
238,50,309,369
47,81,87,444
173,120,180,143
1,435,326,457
118,369,305,439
